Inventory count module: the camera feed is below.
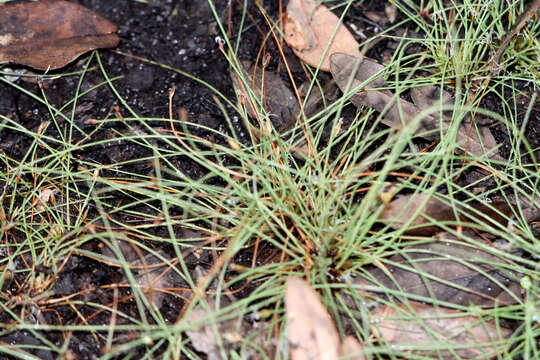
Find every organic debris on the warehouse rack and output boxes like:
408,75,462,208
284,0,360,71
286,277,366,360
100,239,184,309
0,0,119,70
229,60,342,156
370,301,513,359
230,60,297,132
355,235,522,307
377,192,517,235
286,276,340,360
184,300,271,360
330,53,501,159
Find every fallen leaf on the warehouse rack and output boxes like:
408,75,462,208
230,60,297,132
0,0,119,70
184,300,272,360
132,250,174,309
184,301,239,360
356,235,522,307
100,240,182,309
284,0,360,71
229,60,345,158
286,276,340,360
370,301,513,359
290,79,343,158
340,336,366,360
378,192,517,235
409,84,453,118
330,53,501,159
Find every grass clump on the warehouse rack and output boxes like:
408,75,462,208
0,0,539,358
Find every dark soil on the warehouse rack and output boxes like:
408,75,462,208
0,1,538,359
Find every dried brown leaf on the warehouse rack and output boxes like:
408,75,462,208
378,193,516,235
370,301,513,359
34,187,56,212
340,336,366,360
0,0,119,70
184,300,273,360
410,85,453,115
330,53,501,159
230,61,297,132
284,0,360,71
357,235,522,307
286,276,340,360
100,241,180,309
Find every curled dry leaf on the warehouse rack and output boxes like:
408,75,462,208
356,235,522,307
0,0,119,70
34,187,56,212
284,0,360,71
330,53,501,159
286,276,340,360
370,301,513,359
378,192,517,235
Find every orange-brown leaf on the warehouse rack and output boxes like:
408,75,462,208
284,0,360,71
0,0,119,70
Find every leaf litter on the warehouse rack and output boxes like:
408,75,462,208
229,60,297,132
376,192,535,236
244,0,502,162
223,1,538,356
353,233,522,307
2,0,536,358
0,0,119,70
370,301,513,359
286,277,365,360
329,53,501,160
100,239,187,309
284,0,360,71
184,299,272,360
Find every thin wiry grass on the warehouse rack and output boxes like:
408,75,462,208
0,0,539,358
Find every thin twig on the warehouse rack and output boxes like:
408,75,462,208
491,0,540,75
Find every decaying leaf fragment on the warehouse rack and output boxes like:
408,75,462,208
100,240,183,309
378,193,517,235
330,53,501,159
370,301,513,359
286,277,366,360
184,300,272,360
0,0,119,70
356,235,522,307
284,0,360,71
